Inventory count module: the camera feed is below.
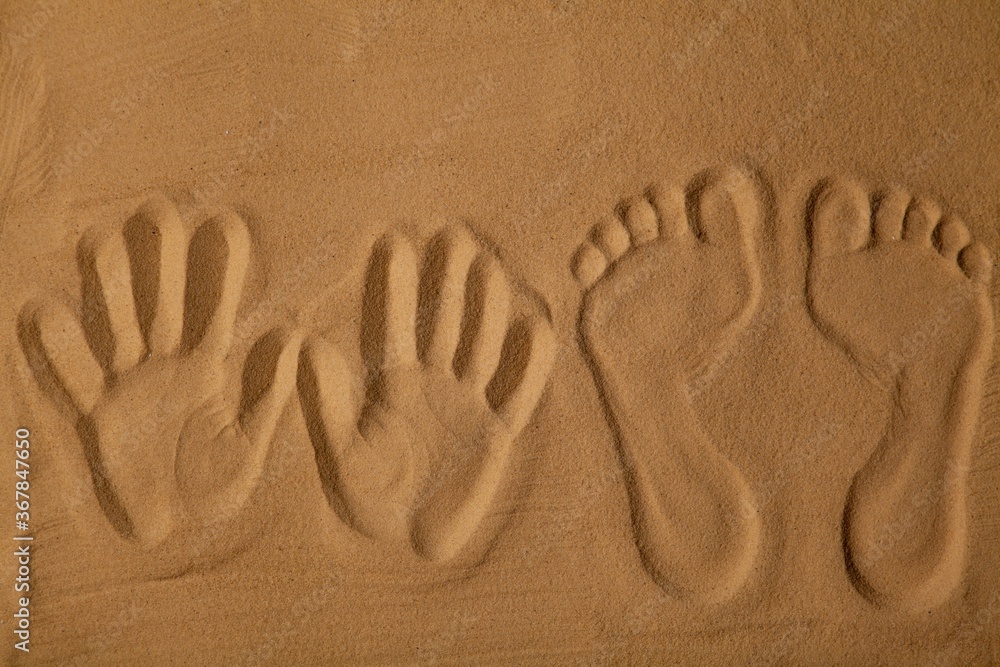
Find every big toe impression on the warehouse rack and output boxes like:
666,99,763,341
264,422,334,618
811,178,871,258
694,168,759,247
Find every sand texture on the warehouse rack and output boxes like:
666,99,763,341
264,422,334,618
2,1,1000,665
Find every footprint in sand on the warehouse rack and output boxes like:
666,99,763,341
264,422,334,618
19,196,301,550
807,178,994,612
571,167,763,604
297,226,556,562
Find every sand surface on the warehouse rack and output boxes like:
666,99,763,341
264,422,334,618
2,1,1000,664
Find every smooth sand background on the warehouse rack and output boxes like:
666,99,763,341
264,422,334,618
2,1,1000,664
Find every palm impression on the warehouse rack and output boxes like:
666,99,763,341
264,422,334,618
298,226,556,562
20,196,301,549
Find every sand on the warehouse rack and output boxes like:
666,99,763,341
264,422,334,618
1,1,999,664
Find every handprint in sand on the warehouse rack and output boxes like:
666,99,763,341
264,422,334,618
298,227,556,562
807,178,993,612
19,197,301,549
572,167,764,604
